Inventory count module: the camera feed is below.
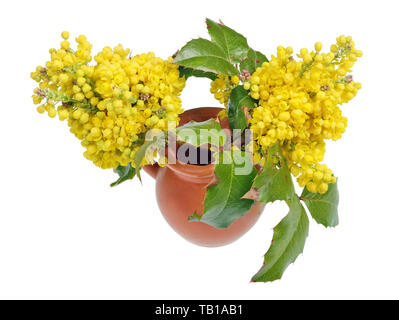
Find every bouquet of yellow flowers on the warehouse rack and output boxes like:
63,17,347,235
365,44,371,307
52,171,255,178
31,19,361,282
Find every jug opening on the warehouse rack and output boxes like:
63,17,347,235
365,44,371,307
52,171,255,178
176,143,215,166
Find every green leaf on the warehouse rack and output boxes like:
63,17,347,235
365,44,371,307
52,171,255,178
227,85,255,131
173,38,239,76
251,144,295,204
301,182,339,227
189,151,257,229
134,134,165,181
178,66,217,81
206,18,249,63
252,197,309,282
110,163,136,187
240,48,268,74
176,119,226,147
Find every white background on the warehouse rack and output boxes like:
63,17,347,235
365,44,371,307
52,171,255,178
0,0,398,300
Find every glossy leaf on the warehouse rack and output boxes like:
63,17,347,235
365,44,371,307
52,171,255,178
240,48,269,74
176,119,226,147
301,182,339,227
189,151,257,229
227,85,255,131
252,197,309,282
110,163,136,187
178,66,217,81
206,18,249,63
251,144,295,203
173,38,239,76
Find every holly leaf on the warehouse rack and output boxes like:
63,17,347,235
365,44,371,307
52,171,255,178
240,48,269,74
110,163,136,187
301,182,339,227
176,119,226,147
252,197,309,282
173,38,239,76
134,134,165,181
189,151,257,229
206,18,249,63
228,85,255,131
249,144,295,203
178,66,217,81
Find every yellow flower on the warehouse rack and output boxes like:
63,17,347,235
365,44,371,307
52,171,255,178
211,35,361,194
231,75,240,85
31,32,186,169
61,31,69,40
210,75,237,106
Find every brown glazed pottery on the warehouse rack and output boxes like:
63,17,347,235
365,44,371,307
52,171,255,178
143,107,264,247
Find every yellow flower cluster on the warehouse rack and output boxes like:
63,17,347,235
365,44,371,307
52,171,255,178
247,36,362,193
210,75,240,106
31,32,186,169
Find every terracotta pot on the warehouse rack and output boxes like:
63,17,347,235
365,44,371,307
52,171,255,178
143,107,264,247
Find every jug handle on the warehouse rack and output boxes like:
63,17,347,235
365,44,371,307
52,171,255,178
143,163,160,179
